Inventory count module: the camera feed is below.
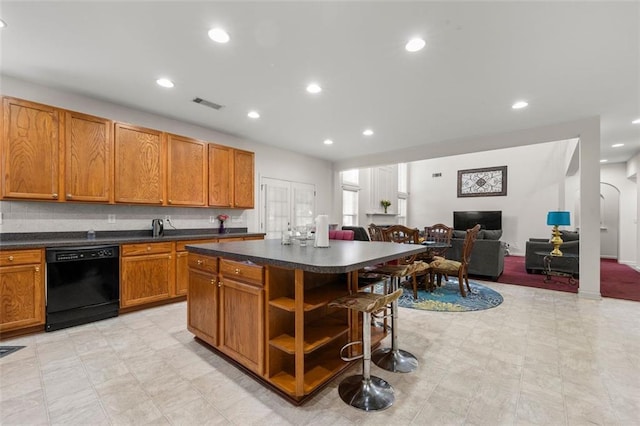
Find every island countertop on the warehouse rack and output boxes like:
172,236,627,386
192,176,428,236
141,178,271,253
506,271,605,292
186,238,426,273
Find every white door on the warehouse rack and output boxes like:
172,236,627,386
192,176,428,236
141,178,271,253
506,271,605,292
260,177,315,240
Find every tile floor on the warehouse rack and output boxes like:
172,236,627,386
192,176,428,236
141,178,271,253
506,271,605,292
1,282,639,425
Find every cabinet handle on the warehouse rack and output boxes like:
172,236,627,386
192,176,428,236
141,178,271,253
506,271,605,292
197,260,203,265
234,268,240,275
52,193,58,199
66,194,73,198
218,281,222,287
210,279,215,285
147,246,151,251
35,266,40,272
168,200,172,204
159,199,163,203
8,256,14,261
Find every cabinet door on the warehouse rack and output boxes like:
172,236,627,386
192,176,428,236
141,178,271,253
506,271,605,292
121,253,173,307
2,97,61,200
219,278,264,374
208,144,233,207
187,268,218,347
114,123,165,205
175,251,189,296
233,149,254,208
167,134,207,206
65,111,113,202
0,264,44,332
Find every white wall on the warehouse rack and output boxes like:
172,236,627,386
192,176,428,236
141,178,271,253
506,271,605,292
0,76,334,234
406,140,572,255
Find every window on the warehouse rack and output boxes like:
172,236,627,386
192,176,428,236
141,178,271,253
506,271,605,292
341,169,360,226
397,163,408,225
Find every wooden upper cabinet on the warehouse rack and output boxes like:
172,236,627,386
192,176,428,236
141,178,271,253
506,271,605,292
233,149,254,208
208,144,233,207
167,134,207,206
114,123,166,205
1,97,61,200
64,111,113,202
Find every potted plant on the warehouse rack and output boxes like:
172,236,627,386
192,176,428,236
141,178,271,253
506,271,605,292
380,200,391,214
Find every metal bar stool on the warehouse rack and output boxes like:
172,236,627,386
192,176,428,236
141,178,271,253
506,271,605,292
369,262,428,373
329,288,403,411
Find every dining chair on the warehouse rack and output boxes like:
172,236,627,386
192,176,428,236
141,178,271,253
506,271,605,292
379,225,426,299
424,223,453,260
428,224,481,297
367,223,385,241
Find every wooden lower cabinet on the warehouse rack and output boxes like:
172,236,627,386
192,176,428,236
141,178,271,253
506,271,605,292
0,249,45,333
120,242,174,308
187,256,219,348
218,260,264,374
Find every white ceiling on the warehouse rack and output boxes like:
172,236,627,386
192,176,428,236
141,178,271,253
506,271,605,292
1,1,638,164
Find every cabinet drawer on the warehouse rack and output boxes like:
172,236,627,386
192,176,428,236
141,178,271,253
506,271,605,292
0,249,42,267
121,242,173,256
176,239,217,251
188,253,217,274
220,259,263,286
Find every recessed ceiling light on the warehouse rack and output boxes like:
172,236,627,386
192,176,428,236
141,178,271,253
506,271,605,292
247,111,260,119
612,143,624,148
405,37,425,52
363,129,374,136
0,19,7,28
512,101,528,109
600,159,608,163
208,28,230,43
323,139,333,145
156,78,174,88
306,83,322,94
632,118,640,124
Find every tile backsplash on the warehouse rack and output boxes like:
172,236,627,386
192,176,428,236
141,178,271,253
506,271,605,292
0,201,248,234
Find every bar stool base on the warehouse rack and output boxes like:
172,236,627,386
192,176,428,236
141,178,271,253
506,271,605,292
371,348,418,373
338,375,394,411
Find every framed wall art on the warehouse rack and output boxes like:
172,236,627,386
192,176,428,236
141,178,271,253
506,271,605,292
457,166,507,197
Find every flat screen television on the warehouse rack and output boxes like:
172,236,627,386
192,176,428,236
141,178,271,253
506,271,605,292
453,211,502,231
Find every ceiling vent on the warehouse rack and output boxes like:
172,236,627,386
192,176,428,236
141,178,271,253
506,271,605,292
192,97,224,110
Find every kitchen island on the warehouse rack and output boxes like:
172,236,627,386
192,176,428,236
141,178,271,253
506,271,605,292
186,238,425,404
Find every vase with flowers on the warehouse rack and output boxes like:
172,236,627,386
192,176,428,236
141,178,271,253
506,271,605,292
217,214,229,234
380,200,391,214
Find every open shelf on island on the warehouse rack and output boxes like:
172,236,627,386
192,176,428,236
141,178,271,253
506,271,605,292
269,354,348,396
268,282,348,312
269,318,349,354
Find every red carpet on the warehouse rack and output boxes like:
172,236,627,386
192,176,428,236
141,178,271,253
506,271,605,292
491,255,640,302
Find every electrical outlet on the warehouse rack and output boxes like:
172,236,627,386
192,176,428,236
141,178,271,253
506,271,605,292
209,216,216,223
108,214,116,224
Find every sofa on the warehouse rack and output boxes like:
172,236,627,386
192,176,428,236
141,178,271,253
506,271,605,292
448,229,507,281
525,230,579,276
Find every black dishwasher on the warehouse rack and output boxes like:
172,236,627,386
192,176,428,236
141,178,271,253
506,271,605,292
46,245,120,331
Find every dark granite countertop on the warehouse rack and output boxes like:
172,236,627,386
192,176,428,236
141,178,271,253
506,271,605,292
0,228,265,250
187,239,426,273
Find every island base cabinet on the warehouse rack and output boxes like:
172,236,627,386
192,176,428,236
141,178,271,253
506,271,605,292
187,267,218,348
219,278,264,375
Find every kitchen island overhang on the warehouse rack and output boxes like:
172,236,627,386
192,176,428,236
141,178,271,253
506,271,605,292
185,239,426,404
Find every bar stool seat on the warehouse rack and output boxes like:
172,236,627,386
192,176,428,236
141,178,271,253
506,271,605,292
329,288,403,411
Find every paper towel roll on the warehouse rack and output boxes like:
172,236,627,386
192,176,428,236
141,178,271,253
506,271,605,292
314,215,330,247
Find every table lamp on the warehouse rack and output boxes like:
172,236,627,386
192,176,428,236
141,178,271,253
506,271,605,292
547,211,571,256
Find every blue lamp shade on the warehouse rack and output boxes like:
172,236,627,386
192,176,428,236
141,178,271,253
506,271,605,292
547,211,571,226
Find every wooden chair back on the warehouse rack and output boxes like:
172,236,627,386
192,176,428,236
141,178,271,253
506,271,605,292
368,223,385,241
381,225,421,265
424,223,453,258
460,224,482,267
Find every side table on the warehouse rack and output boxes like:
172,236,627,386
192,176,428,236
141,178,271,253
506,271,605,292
535,251,579,285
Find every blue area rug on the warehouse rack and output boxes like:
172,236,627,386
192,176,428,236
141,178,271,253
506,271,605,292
397,279,503,312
